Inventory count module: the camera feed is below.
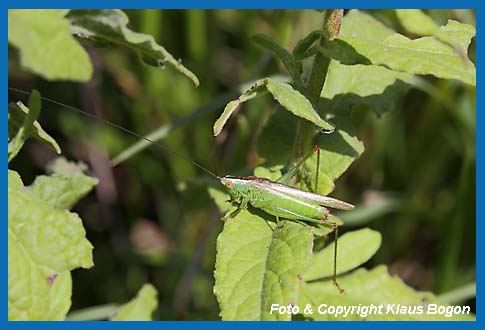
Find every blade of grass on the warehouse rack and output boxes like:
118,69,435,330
437,282,476,304
66,304,118,321
111,91,238,166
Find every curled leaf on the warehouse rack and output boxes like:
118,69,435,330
66,10,199,86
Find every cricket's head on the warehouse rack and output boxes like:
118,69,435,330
220,176,247,198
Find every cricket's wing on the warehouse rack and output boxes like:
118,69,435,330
253,179,354,210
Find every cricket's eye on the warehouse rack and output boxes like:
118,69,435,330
225,182,232,188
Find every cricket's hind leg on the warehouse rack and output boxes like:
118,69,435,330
322,217,345,294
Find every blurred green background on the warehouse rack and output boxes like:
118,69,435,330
8,10,475,320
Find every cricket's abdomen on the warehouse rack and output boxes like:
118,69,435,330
248,184,329,223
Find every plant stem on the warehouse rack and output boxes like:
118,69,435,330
291,10,343,164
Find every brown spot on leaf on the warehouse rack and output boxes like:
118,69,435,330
47,273,58,287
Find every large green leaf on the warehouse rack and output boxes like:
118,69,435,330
321,61,414,116
299,266,474,320
305,228,381,281
266,79,334,131
214,210,314,320
8,10,92,81
111,284,158,321
214,78,334,136
8,170,94,320
66,10,199,86
320,10,475,85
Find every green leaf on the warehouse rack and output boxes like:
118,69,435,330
207,186,232,213
66,10,199,86
305,228,381,281
8,170,94,320
47,156,89,176
9,233,51,320
111,284,158,321
300,266,475,320
320,10,475,85
28,157,99,210
254,165,284,182
45,272,73,320
8,10,92,81
214,210,314,320
293,30,324,60
266,79,334,132
396,10,438,36
8,92,62,159
213,79,269,136
252,33,300,81
321,61,414,116
214,78,334,136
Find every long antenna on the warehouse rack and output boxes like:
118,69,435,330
9,87,220,179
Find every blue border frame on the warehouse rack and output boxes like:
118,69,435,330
3,1,479,328
1,1,481,9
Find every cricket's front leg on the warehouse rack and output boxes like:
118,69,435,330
221,206,241,222
221,197,250,222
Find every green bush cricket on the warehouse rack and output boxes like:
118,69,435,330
220,145,353,293
9,87,354,293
